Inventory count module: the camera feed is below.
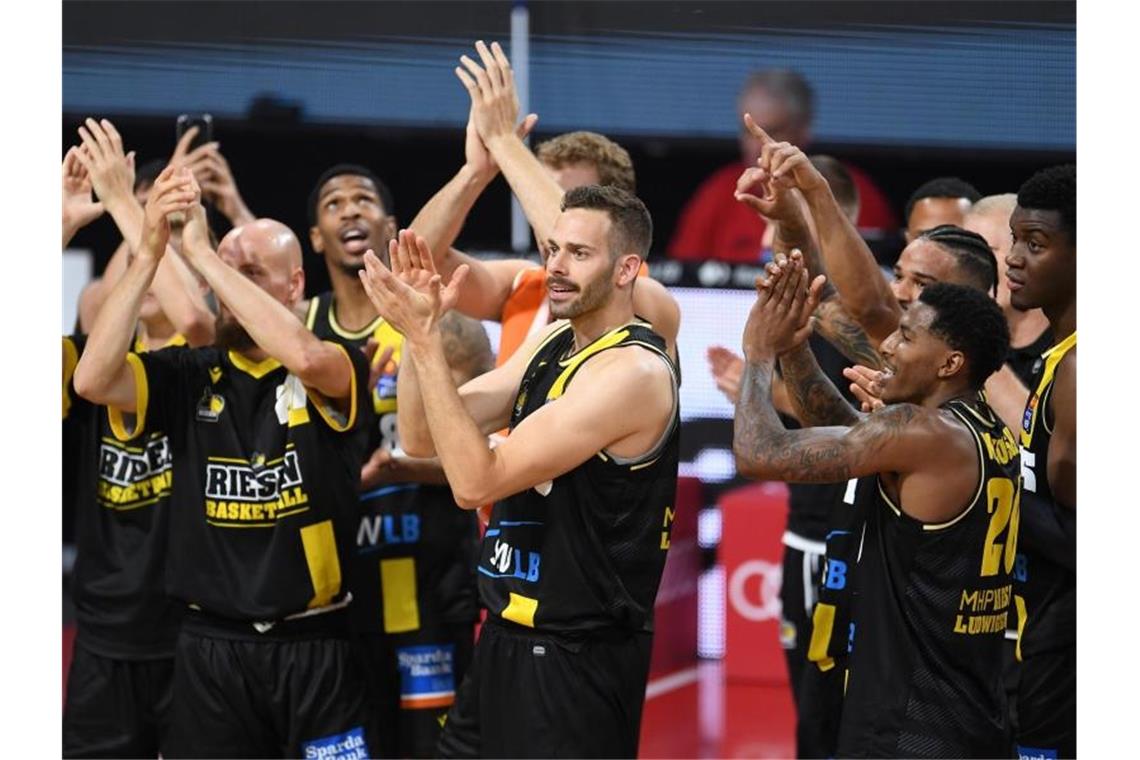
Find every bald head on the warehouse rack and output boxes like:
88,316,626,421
217,218,306,310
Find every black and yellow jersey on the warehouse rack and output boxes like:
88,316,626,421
307,291,479,634
113,342,372,622
1014,332,1076,659
805,475,878,671
478,320,680,633
63,334,184,659
836,395,1020,759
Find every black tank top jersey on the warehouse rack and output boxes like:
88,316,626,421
1008,327,1055,387
1015,332,1076,659
837,395,1019,759
121,343,373,622
306,292,480,633
63,335,183,659
478,321,681,634
785,333,861,542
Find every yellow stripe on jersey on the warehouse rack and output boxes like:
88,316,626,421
807,601,837,671
303,342,359,432
502,592,538,628
1021,332,1076,446
288,406,311,427
380,558,421,633
63,337,79,420
301,520,342,609
1014,594,1028,662
107,353,150,441
228,350,282,378
547,326,632,401
329,299,385,341
304,296,321,330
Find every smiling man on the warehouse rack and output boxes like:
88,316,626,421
733,254,1018,758
359,184,680,758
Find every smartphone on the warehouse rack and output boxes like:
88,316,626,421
176,113,214,150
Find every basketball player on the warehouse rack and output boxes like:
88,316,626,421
734,252,1018,757
1006,164,1076,760
63,122,216,758
303,162,487,756
73,171,378,758
358,185,679,757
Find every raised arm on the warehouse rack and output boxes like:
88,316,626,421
62,146,106,247
73,166,198,409
185,142,256,227
777,342,861,428
748,116,901,344
456,41,565,251
361,232,530,457
76,118,215,346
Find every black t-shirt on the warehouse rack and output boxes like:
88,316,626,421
479,321,681,633
837,396,1018,758
116,342,372,622
63,334,183,659
305,292,480,633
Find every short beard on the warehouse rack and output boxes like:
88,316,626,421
215,312,257,352
548,273,612,320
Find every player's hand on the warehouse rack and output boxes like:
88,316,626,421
62,146,106,241
743,113,828,195
361,341,396,395
75,118,137,209
734,164,811,224
359,229,469,344
707,345,745,404
464,102,539,181
742,251,826,361
360,447,397,490
455,41,535,150
185,144,254,225
843,364,887,413
140,166,199,262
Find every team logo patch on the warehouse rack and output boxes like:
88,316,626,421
1022,393,1039,433
301,726,368,759
196,389,225,422
397,644,456,709
1016,746,1058,760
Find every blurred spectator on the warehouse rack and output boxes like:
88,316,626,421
903,176,981,242
668,70,897,263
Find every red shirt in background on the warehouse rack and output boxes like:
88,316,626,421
667,161,898,263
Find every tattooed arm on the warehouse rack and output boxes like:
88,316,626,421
733,357,929,483
812,299,885,370
778,342,861,427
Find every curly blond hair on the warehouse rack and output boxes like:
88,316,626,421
535,131,635,193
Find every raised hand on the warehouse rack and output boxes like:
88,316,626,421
843,364,887,413
742,251,827,360
140,166,199,261
742,113,828,195
358,229,470,343
734,162,811,224
74,118,137,208
184,143,254,225
62,146,106,244
707,345,745,404
464,101,539,180
455,40,537,149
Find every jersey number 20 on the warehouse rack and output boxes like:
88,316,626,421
980,477,1020,577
